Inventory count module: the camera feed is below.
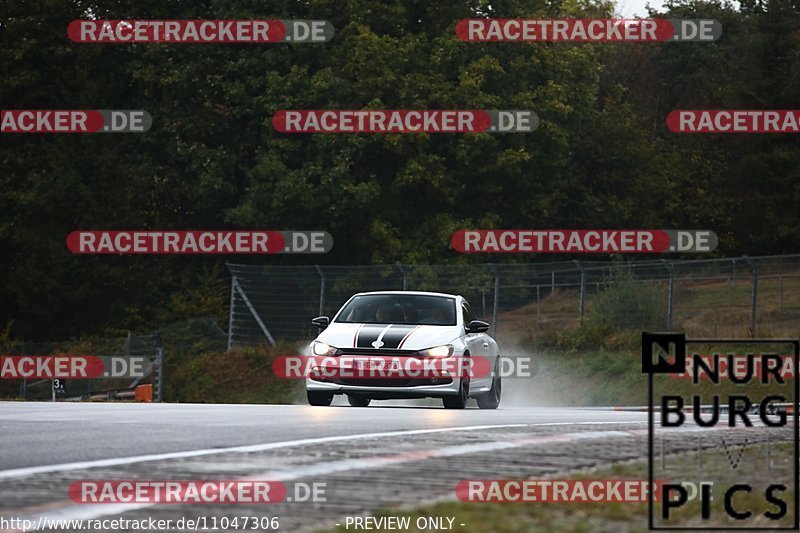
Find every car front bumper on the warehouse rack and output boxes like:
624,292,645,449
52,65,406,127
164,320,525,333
306,376,462,398
303,350,469,398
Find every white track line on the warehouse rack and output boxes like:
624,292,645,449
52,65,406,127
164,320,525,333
0,424,528,480
10,427,648,531
9,422,762,532
0,421,649,481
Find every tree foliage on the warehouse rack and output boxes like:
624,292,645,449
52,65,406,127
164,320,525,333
1,0,799,338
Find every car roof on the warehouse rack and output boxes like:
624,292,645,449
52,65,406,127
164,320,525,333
354,290,461,299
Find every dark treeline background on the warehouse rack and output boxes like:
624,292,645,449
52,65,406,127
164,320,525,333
1,0,799,340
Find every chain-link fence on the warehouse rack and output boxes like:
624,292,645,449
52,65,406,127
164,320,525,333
0,317,228,401
226,255,800,347
0,333,164,401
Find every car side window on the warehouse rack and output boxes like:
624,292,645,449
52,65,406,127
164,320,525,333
462,303,478,331
463,302,478,323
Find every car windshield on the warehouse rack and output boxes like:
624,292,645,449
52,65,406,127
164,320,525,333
335,294,457,326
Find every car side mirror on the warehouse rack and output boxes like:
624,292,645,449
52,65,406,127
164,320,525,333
466,320,490,333
311,316,330,329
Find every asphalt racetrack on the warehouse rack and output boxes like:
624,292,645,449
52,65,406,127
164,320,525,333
0,402,647,470
0,402,786,532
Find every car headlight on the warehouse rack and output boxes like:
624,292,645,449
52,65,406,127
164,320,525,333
419,344,454,357
312,341,337,356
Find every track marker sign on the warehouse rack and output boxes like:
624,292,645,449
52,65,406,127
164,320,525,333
52,377,66,400
643,333,799,530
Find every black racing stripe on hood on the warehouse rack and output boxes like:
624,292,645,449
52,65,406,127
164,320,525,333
355,326,387,348
378,325,417,349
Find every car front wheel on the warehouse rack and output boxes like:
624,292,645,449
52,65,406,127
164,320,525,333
443,376,470,409
477,357,502,410
307,390,334,406
347,394,371,407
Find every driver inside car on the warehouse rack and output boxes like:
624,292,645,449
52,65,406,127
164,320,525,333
428,307,448,324
375,305,397,323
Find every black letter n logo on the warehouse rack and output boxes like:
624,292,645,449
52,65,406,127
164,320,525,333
642,332,685,375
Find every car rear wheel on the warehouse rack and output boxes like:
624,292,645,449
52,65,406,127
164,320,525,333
477,357,502,410
443,376,470,409
347,394,371,407
307,390,333,406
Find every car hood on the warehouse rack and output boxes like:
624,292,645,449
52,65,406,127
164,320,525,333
315,323,461,351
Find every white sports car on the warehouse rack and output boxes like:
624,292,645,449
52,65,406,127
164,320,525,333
306,291,501,409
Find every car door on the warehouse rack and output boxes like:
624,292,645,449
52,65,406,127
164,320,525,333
461,301,491,390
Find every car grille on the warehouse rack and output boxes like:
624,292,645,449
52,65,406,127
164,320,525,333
315,349,452,387
334,377,453,387
336,348,421,357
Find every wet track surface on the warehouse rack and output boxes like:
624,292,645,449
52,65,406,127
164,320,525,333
0,402,791,532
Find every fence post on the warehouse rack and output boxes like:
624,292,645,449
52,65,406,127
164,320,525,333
232,277,277,346
661,259,675,330
227,270,236,351
574,260,586,319
490,264,500,337
727,277,733,309
400,265,409,290
551,271,555,294
743,256,758,336
155,346,164,402
315,265,326,316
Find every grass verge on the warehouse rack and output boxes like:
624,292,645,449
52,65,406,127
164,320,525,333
165,343,305,403
321,442,796,532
